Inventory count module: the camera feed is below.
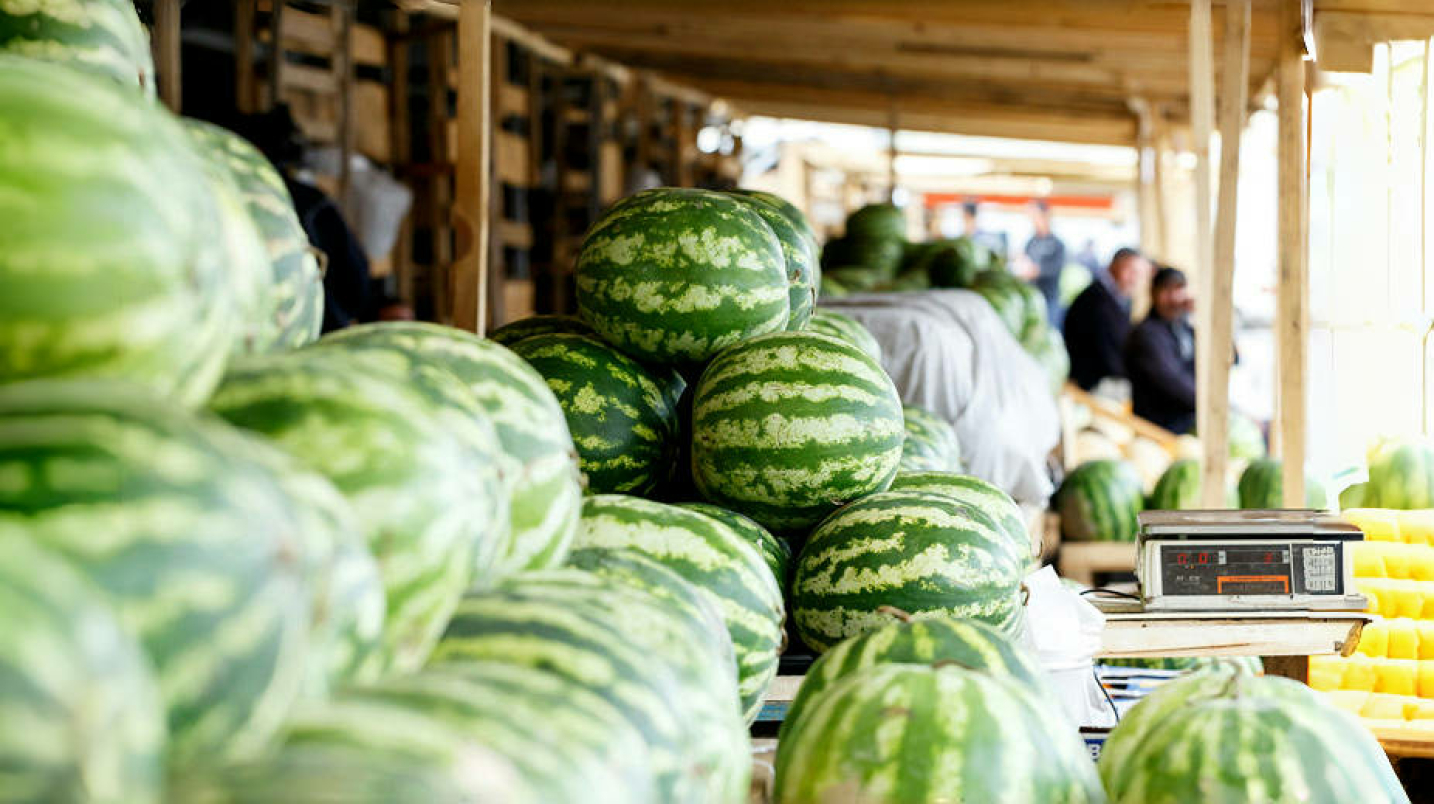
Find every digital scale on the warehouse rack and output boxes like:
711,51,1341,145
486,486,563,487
1134,510,1367,612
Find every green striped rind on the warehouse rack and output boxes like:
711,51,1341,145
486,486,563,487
1366,438,1434,509
429,579,694,801
843,203,906,241
1237,458,1327,509
805,308,883,364
1099,668,1405,804
972,271,1028,337
1027,324,1071,394
691,331,904,532
0,538,164,804
780,613,1052,742
1057,460,1146,542
731,189,819,252
510,333,678,495
774,664,1107,804
1149,459,1201,510
678,501,792,588
318,322,581,573
888,471,1032,567
792,490,1028,651
488,314,596,346
898,406,962,473
575,187,791,363
0,0,154,94
175,690,540,804
0,380,310,764
181,119,323,349
571,495,786,724
0,57,234,407
209,348,501,674
726,191,818,330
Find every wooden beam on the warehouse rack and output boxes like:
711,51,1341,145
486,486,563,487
1277,0,1309,507
235,0,258,113
1191,0,1222,508
1133,98,1164,260
153,0,181,112
267,0,286,111
452,0,491,333
333,6,355,215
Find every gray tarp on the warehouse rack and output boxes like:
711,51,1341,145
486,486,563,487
821,290,1060,505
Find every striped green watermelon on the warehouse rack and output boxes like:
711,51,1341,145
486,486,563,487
575,187,790,363
822,236,904,282
0,538,164,804
898,405,962,473
805,308,883,364
1238,458,1328,509
774,663,1106,804
318,322,582,573
888,471,1032,568
677,501,792,587
209,348,505,674
0,0,154,94
489,313,596,346
843,203,906,241
1057,459,1146,542
691,331,903,532
972,271,1029,338
1340,481,1369,510
430,576,703,801
781,609,1052,741
1148,458,1201,510
0,380,310,764
727,191,818,331
572,495,785,724
1099,655,1264,673
0,57,235,407
1026,324,1071,394
509,332,678,495
732,189,818,252
1016,282,1047,340
1365,437,1434,509
1099,667,1405,803
819,272,851,298
181,119,323,350
792,490,1028,652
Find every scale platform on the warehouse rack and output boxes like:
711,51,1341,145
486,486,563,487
1132,509,1367,613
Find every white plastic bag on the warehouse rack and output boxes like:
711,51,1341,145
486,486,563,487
1018,566,1116,728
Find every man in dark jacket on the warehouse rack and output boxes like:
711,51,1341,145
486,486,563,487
1126,266,1197,433
1062,247,1149,390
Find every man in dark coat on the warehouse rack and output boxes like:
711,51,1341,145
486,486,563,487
1062,247,1150,390
1126,266,1197,434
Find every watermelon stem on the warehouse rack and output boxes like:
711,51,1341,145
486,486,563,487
876,605,914,623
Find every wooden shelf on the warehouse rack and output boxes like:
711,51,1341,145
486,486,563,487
1374,729,1434,759
1099,611,1368,660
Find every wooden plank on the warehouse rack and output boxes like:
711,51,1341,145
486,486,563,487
451,0,491,333
1190,0,1221,508
1375,731,1434,759
1056,542,1137,587
1099,614,1366,659
1314,10,1434,74
491,13,573,64
488,28,507,329
354,81,391,162
267,0,285,110
1260,654,1309,683
281,63,339,93
235,0,258,113
1277,0,1310,508
153,0,181,112
333,6,355,214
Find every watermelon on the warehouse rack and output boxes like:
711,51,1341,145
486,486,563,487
1099,655,1264,673
821,264,885,293
1016,281,1047,340
1340,481,1369,510
571,495,785,724
806,308,882,364
1237,458,1328,509
792,490,1028,652
780,610,1052,740
0,538,164,804
209,348,505,674
1148,458,1201,510
575,187,790,363
820,236,904,282
972,271,1028,338
181,119,323,350
318,322,582,573
488,313,596,347
430,575,712,801
677,501,792,587
819,273,850,298
843,203,906,241
1026,324,1071,394
508,332,678,495
690,330,904,532
0,0,154,94
1099,667,1405,803
0,57,235,407
731,189,818,251
1366,438,1434,509
774,663,1106,804
727,191,818,331
888,471,1032,567
898,405,962,473
1057,459,1146,542
0,380,310,763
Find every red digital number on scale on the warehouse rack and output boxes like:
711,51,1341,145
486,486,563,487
1198,552,1209,565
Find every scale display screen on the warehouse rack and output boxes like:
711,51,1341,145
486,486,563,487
1157,542,1343,597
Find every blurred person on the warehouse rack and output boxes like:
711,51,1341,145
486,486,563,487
1020,199,1066,325
1075,239,1101,274
1062,247,1152,391
961,198,1007,257
1126,266,1197,434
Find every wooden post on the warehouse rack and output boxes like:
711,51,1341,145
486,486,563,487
887,96,899,203
1190,0,1223,508
1152,118,1169,261
451,0,491,333
1134,100,1160,259
332,6,355,215
153,0,181,112
235,0,257,113
267,0,285,111
389,11,414,306
1277,0,1310,506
